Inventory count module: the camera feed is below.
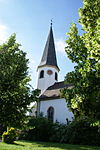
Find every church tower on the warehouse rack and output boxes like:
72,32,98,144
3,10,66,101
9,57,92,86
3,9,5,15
37,23,60,93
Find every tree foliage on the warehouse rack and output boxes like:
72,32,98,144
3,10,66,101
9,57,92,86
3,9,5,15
0,34,39,128
62,0,100,120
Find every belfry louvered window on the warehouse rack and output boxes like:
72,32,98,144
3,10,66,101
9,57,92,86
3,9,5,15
55,72,58,80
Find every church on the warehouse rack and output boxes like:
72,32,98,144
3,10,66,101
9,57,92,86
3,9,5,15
34,23,73,124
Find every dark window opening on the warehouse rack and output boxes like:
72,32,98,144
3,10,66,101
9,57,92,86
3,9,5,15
55,72,58,80
47,106,54,122
40,70,44,78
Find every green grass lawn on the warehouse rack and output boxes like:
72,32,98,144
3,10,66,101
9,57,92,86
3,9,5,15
0,140,100,150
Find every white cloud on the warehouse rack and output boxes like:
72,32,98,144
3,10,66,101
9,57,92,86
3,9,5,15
0,24,9,44
55,39,66,54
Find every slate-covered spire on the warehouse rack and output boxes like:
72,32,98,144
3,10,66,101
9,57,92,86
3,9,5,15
38,23,59,71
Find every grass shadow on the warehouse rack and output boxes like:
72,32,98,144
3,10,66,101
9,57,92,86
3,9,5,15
13,141,25,147
14,140,100,150
30,141,100,150
0,141,25,147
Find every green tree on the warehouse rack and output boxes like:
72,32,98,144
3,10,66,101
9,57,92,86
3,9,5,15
62,0,100,120
0,34,39,129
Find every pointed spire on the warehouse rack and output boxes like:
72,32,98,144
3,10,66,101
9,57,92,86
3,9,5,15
38,23,59,71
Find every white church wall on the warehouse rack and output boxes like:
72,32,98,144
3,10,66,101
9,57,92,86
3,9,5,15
37,66,58,93
40,98,73,124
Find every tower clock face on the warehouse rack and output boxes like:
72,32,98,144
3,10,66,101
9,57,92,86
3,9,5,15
47,70,53,75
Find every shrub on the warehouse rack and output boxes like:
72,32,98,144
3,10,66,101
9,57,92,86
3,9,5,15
19,116,100,146
2,128,16,143
21,117,54,141
0,124,6,136
67,118,100,145
50,118,100,146
50,123,67,143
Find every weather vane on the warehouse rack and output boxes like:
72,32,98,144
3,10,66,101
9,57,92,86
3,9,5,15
51,19,53,26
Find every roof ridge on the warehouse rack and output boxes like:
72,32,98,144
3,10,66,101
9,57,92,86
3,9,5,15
39,81,73,100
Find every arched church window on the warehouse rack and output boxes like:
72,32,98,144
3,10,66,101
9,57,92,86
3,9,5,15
55,72,58,81
47,106,54,122
40,70,44,78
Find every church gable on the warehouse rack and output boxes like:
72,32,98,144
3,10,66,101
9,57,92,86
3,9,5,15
39,81,73,123
40,98,73,124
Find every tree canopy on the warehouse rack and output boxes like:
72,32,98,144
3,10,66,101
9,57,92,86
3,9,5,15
0,34,39,128
62,0,100,120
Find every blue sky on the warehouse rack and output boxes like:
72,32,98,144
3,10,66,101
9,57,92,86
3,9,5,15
0,0,83,88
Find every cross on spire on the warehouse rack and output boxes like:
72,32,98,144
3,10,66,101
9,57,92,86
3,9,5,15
51,19,53,26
